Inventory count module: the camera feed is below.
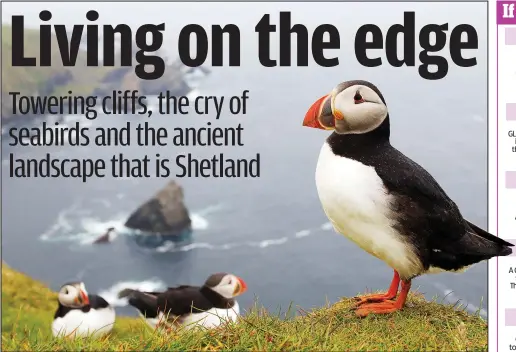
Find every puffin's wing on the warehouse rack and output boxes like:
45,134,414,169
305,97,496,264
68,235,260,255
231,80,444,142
118,289,160,317
377,147,512,256
171,285,195,290
89,294,111,309
54,303,69,319
464,220,514,252
466,220,514,246
156,286,212,317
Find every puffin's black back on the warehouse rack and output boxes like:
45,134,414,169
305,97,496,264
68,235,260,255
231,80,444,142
156,285,236,317
54,295,110,319
122,290,162,318
326,108,512,274
121,285,236,318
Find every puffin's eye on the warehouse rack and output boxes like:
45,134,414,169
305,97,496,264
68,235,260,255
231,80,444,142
228,279,232,285
354,91,363,103
64,289,69,294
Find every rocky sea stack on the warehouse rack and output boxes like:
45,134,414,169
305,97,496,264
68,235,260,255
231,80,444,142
125,181,192,248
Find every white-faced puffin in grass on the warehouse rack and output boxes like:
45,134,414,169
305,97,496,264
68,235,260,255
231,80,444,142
118,272,247,331
52,282,115,338
303,80,513,317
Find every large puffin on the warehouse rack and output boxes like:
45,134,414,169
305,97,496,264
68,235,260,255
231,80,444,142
303,79,513,317
118,273,247,330
52,282,116,338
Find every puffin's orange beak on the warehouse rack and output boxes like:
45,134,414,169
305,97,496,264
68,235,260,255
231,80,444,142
303,94,335,130
78,290,89,305
234,277,248,295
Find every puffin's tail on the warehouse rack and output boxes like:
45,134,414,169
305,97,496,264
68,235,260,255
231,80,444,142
118,289,160,318
118,288,137,299
465,220,513,256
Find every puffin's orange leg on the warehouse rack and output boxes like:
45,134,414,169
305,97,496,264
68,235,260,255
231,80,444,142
354,270,400,306
355,280,411,317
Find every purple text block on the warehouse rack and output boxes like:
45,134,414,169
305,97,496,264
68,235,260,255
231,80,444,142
506,309,516,326
506,27,516,45
507,103,516,121
498,2,516,25
506,171,516,188
507,239,516,256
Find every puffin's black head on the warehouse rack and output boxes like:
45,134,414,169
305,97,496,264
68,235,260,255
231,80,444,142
203,272,248,299
302,80,390,137
57,281,90,308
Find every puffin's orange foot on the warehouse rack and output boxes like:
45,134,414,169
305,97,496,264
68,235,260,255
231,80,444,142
354,300,402,317
353,292,396,307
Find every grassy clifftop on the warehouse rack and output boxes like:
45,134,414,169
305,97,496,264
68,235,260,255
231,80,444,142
2,264,488,351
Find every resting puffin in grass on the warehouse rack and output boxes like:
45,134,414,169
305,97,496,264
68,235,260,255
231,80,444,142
118,273,247,330
52,282,115,338
302,79,513,317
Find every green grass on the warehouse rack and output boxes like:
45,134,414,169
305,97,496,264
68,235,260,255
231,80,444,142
2,264,488,351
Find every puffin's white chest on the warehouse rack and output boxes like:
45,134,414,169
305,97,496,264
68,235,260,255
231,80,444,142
52,306,115,338
180,301,240,329
315,143,422,279
143,301,240,331
140,313,163,330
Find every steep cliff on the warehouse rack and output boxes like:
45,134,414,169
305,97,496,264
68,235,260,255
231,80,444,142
2,263,488,351
1,24,195,121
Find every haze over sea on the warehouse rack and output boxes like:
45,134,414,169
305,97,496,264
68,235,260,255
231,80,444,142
1,2,488,317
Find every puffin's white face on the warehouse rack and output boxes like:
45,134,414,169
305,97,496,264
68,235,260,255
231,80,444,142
58,282,90,308
208,274,248,299
331,84,388,134
303,81,389,135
